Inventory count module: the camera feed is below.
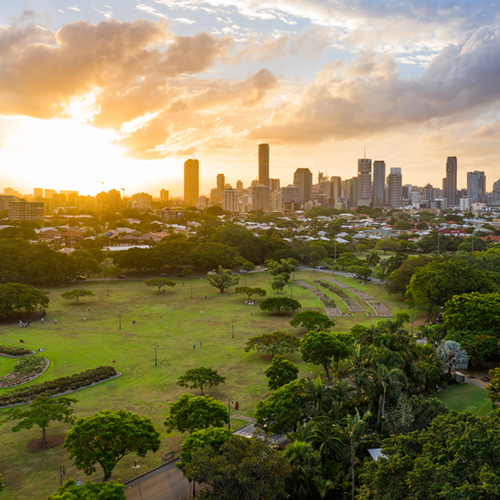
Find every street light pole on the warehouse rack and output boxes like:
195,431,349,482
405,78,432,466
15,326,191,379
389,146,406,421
119,311,121,330
232,320,235,339
107,284,109,297
228,398,233,430
190,284,193,299
60,465,65,486
155,343,158,367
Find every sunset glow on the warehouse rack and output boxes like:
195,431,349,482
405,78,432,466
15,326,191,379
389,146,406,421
1,1,500,196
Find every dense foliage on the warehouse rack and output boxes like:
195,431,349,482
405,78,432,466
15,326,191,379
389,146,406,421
0,283,49,319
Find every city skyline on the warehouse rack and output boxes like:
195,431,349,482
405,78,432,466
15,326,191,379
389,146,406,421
1,1,500,196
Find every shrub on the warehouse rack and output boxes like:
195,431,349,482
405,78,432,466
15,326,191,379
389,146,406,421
0,345,33,356
0,366,117,407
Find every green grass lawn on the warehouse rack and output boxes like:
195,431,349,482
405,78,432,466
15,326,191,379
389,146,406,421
0,270,418,500
434,383,492,416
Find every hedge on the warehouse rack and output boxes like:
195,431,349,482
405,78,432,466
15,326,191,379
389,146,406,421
0,345,34,356
0,366,117,407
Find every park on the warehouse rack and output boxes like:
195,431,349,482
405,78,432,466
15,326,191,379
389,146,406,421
0,268,489,499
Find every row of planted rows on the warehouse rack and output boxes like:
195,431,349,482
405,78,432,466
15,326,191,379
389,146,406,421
294,279,392,317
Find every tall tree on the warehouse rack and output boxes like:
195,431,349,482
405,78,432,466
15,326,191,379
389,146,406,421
265,355,299,390
144,278,176,293
0,283,49,319
234,287,266,301
61,289,94,304
46,480,125,500
290,311,335,332
437,340,469,375
260,297,302,314
8,396,77,444
177,367,226,395
64,410,160,481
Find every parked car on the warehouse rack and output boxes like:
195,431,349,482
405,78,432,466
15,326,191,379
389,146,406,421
160,273,169,277
118,275,126,279
76,276,86,280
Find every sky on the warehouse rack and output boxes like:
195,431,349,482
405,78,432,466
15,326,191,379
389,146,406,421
1,0,500,197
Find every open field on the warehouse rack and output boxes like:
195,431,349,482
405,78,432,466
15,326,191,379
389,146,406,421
434,383,492,416
0,270,417,500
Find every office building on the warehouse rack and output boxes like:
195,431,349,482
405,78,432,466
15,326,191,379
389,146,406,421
183,159,199,206
492,179,500,205
216,174,225,204
357,158,372,207
293,168,313,204
8,200,44,221
33,188,44,198
44,189,56,199
160,189,169,202
269,178,280,192
281,185,300,204
223,189,239,212
467,171,486,203
387,168,402,208
196,196,210,210
444,156,458,207
258,144,270,187
252,184,270,211
236,180,244,194
423,183,434,202
330,176,341,205
372,161,385,207
0,195,16,211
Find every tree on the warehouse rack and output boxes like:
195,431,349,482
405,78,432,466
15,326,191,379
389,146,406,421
358,412,500,500
144,278,176,293
300,331,351,380
8,396,77,444
254,380,310,434
271,274,288,292
0,283,49,319
164,394,229,434
260,297,301,314
61,289,94,304
46,480,125,500
64,409,160,481
365,250,381,270
335,409,373,500
177,427,233,473
283,441,322,500
182,435,291,500
234,287,266,301
385,255,436,296
437,340,469,375
375,239,399,255
244,331,300,358
265,355,299,390
291,311,335,332
442,292,500,332
177,367,226,395
206,266,240,293
486,367,500,406
335,253,361,270
180,267,192,285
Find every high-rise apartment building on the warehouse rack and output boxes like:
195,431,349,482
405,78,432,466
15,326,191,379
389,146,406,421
223,189,239,212
467,171,486,203
216,174,225,204
8,200,44,221
269,178,280,192
357,158,372,207
33,188,44,198
387,168,403,208
293,168,313,204
258,144,270,187
423,183,434,202
444,156,458,207
330,176,341,205
252,184,270,211
281,185,300,204
44,189,56,199
270,191,283,212
236,180,244,193
183,159,199,207
372,161,386,207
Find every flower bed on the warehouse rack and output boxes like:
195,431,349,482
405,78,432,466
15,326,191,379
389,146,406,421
348,288,375,300
323,278,351,288
0,345,34,357
345,299,364,313
297,281,351,317
366,300,393,317
315,281,363,313
0,355,48,388
0,366,118,407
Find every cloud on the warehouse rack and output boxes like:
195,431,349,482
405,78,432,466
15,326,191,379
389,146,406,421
249,26,500,145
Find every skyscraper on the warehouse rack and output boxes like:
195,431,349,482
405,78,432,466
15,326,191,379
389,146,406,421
330,176,341,206
184,159,199,207
357,158,372,207
372,161,386,207
444,156,458,207
258,144,270,187
467,171,486,202
252,185,270,211
387,168,403,208
223,189,239,212
293,168,313,204
216,173,225,204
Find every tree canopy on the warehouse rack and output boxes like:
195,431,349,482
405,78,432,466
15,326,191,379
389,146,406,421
206,266,240,293
265,355,299,390
259,297,302,314
290,310,335,332
234,287,266,301
244,331,300,358
177,367,226,395
0,283,49,319
8,396,77,444
164,394,229,434
46,480,125,500
64,410,160,481
61,289,94,304
145,278,176,293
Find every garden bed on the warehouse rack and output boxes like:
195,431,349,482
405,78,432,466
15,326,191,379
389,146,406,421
365,300,393,317
347,288,375,300
0,355,49,388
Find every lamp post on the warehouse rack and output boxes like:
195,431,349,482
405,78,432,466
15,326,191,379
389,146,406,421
228,398,234,430
190,284,193,299
60,465,66,486
119,311,122,330
232,320,235,339
155,343,159,367
107,284,109,297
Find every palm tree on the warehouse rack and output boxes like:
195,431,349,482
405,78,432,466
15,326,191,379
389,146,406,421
307,416,343,462
330,358,353,380
335,409,373,500
348,344,373,397
302,376,333,417
365,250,381,271
283,441,323,500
